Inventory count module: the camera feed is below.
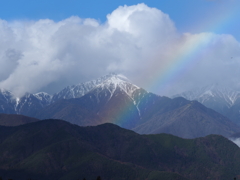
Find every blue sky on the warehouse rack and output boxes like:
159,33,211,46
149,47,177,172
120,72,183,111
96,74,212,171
1,0,239,39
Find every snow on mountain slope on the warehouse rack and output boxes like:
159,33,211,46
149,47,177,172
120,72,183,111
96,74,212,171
91,74,140,99
0,89,15,103
82,73,144,121
0,88,52,116
0,89,16,113
173,84,240,125
34,92,52,105
51,73,140,103
35,73,145,129
0,73,141,117
173,84,240,108
13,92,52,115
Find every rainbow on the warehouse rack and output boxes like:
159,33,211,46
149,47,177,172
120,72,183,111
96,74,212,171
107,89,158,128
111,35,213,127
108,2,239,128
148,1,239,95
149,33,214,94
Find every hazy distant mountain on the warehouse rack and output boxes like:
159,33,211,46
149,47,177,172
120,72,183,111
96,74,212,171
0,113,39,126
0,89,52,116
0,119,240,180
0,89,16,114
133,99,240,138
173,84,240,125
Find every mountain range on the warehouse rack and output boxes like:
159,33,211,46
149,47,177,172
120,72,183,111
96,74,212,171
0,74,135,115
173,84,240,125
0,119,240,180
0,74,240,138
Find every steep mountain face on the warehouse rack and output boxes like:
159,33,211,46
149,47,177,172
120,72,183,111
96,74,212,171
36,79,240,138
37,74,190,131
133,100,240,138
0,120,240,180
15,92,52,117
0,89,53,116
0,89,16,114
37,74,145,129
173,84,240,125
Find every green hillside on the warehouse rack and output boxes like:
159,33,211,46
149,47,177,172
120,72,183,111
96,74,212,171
0,120,239,180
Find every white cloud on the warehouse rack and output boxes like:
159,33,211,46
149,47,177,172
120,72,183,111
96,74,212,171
230,138,240,148
0,3,239,97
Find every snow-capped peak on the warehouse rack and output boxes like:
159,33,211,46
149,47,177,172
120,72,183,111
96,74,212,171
52,73,138,102
93,73,140,99
101,74,130,85
173,84,240,108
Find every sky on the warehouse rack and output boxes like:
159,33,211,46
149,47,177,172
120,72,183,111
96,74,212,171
0,0,240,96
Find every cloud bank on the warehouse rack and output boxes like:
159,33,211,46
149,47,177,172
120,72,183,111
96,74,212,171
0,3,240,97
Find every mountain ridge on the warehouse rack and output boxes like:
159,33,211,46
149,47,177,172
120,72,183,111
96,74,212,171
133,100,240,138
35,86,240,138
0,73,138,116
173,84,240,125
0,119,239,180
1,74,240,138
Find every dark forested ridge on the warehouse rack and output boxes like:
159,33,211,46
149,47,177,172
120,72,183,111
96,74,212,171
0,119,239,180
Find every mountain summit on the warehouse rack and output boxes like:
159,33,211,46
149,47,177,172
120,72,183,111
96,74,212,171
37,73,146,129
51,73,135,102
173,84,240,125
173,84,240,107
90,73,140,100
